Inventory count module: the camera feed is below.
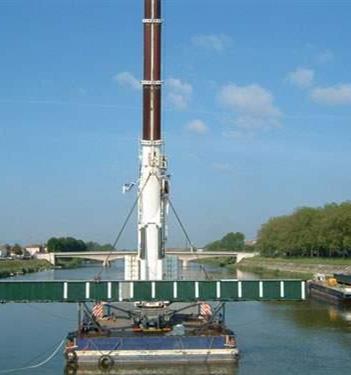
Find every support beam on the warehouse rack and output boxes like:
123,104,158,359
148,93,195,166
0,279,307,303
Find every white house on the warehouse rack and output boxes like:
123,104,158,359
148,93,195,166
0,245,9,258
245,239,257,247
25,245,47,257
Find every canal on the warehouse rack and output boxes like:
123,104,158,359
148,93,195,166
0,262,351,374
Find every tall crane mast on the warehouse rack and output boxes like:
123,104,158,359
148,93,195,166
137,0,168,280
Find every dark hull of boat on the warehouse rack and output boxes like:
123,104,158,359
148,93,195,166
66,334,239,366
308,281,351,306
65,362,238,375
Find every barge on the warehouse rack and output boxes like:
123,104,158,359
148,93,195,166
69,363,237,375
308,274,351,305
64,302,239,372
64,0,239,370
334,273,351,286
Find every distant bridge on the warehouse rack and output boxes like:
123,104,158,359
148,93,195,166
36,250,257,267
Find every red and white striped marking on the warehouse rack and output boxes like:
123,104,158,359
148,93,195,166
200,303,212,319
92,302,104,318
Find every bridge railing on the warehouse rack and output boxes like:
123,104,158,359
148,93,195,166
0,279,306,303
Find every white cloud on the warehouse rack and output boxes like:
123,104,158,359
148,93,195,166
218,83,282,134
191,34,232,52
78,88,87,96
166,78,192,110
167,93,188,110
167,78,192,95
113,71,140,91
222,130,254,139
316,49,334,64
211,162,234,173
310,84,351,105
287,68,315,88
186,119,208,134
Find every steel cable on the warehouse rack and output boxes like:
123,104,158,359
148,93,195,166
0,338,65,374
94,172,152,280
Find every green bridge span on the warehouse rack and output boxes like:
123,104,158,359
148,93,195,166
0,279,306,303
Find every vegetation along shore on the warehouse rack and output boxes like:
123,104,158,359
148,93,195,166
201,201,351,279
0,259,53,279
198,256,351,279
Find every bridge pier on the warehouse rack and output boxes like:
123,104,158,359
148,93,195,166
102,259,111,268
50,253,56,266
236,252,257,263
34,253,56,266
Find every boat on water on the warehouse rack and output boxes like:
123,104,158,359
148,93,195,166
64,0,239,370
308,273,351,305
69,363,237,375
64,302,238,371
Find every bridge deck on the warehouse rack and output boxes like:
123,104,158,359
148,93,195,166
0,279,306,303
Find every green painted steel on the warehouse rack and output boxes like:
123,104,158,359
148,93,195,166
199,281,217,300
155,281,173,300
67,282,86,302
262,281,281,300
242,281,260,300
0,280,306,303
133,281,152,300
334,273,351,286
176,281,195,301
90,282,108,301
221,280,239,299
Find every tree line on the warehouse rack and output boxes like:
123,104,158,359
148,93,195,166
47,237,114,253
205,232,246,252
256,202,351,258
0,243,29,256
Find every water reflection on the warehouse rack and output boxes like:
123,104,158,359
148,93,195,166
265,300,351,331
9,260,236,282
328,305,351,323
66,363,238,375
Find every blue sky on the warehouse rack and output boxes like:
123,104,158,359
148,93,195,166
1,0,351,248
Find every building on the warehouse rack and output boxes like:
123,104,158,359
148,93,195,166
0,245,9,258
244,239,257,247
25,244,47,257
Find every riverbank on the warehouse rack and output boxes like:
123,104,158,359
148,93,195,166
56,258,83,269
197,256,351,279
0,259,53,278
239,256,351,279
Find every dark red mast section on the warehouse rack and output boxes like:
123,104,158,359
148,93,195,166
142,0,162,141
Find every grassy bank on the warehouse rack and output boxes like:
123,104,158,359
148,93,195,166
239,256,351,279
197,255,351,279
235,257,313,279
245,256,351,266
0,259,53,278
56,258,83,269
195,257,307,278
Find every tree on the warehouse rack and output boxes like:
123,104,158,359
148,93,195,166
11,243,23,255
206,232,245,252
86,241,115,252
255,201,351,258
47,237,87,253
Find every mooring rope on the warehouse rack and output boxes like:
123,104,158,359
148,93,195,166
0,338,65,374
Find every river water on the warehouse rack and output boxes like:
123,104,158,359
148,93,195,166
1,262,351,375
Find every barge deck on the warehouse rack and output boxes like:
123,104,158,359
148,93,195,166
65,302,239,371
